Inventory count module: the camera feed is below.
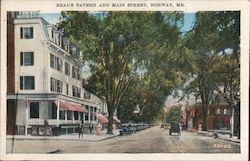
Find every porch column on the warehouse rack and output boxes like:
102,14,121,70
88,107,91,124
83,109,85,122
65,110,67,124
57,98,60,126
25,103,29,135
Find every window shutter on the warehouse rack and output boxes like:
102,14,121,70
20,76,23,90
30,27,33,38
20,52,23,65
31,76,35,89
31,52,34,65
20,27,23,39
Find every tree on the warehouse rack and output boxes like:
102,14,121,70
58,11,183,134
166,106,183,123
180,11,240,131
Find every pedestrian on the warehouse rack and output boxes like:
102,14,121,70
78,121,84,139
89,123,94,134
96,123,101,135
213,131,219,139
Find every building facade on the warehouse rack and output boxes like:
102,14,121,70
185,103,231,131
7,12,110,136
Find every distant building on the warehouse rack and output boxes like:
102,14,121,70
185,103,231,131
6,12,112,136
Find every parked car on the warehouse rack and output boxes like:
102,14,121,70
159,123,164,128
164,124,170,129
119,122,151,135
119,126,132,135
169,122,181,135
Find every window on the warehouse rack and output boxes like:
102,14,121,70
57,80,63,93
93,107,97,121
50,77,55,92
50,77,63,93
20,52,34,66
90,113,93,121
85,113,88,121
20,27,33,39
77,69,80,80
65,62,70,76
50,54,62,72
72,66,76,78
72,86,81,98
48,102,57,119
66,83,69,95
72,66,80,79
67,111,72,120
56,57,62,71
216,108,224,115
85,106,89,121
20,76,35,90
90,107,93,121
74,111,79,120
30,102,39,118
224,109,230,115
59,111,65,120
80,112,83,121
84,92,91,99
50,54,54,68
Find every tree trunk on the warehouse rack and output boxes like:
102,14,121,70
202,101,208,131
107,106,114,134
200,70,208,131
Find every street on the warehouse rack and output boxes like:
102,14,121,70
7,126,240,153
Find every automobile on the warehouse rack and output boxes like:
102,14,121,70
169,122,181,135
119,126,132,135
159,123,164,128
164,124,170,129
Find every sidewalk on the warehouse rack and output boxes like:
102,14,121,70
7,129,120,142
196,130,240,143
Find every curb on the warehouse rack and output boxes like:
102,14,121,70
196,131,240,143
218,137,240,143
7,134,120,142
98,134,120,141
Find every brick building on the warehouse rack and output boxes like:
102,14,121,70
185,103,231,131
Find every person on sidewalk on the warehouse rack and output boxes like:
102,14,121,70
79,121,84,138
213,131,219,139
89,123,94,134
96,123,101,135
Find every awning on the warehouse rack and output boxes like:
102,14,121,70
97,114,108,124
113,116,121,123
59,102,85,112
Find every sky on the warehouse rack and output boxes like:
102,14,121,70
40,12,196,31
40,12,197,107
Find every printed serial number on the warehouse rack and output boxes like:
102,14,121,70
213,144,232,149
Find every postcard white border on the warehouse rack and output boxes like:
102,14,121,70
1,0,249,160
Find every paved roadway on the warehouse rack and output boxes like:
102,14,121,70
7,126,240,153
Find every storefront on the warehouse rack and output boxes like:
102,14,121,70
6,94,102,136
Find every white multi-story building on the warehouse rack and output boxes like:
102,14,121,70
7,12,109,136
